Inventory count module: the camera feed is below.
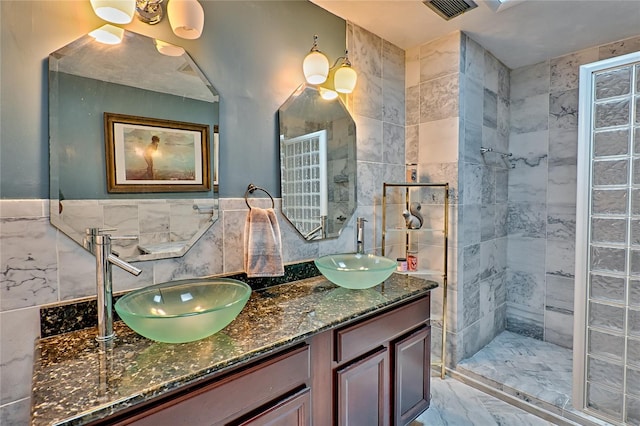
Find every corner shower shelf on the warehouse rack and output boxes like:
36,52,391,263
381,182,449,379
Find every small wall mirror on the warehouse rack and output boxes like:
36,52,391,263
49,30,219,261
278,84,356,240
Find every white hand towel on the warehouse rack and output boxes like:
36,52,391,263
244,207,284,278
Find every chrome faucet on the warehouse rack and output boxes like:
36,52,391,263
356,217,367,254
85,228,142,342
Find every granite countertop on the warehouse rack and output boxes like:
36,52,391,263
31,273,437,426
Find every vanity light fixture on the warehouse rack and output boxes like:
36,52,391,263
167,0,205,40
89,24,125,44
90,0,135,24
91,0,205,40
302,35,358,98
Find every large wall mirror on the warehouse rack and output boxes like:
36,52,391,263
278,84,356,240
49,30,219,261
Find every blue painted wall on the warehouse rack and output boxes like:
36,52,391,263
0,0,345,199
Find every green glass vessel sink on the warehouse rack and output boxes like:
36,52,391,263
314,253,397,289
115,278,251,343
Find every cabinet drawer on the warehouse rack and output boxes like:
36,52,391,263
126,345,310,426
335,296,429,363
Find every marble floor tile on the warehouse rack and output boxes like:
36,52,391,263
455,331,615,426
412,376,555,425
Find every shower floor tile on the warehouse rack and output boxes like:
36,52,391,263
457,330,573,409
411,376,555,426
456,331,615,426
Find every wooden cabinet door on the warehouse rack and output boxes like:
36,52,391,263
336,348,389,426
239,388,311,426
393,326,430,425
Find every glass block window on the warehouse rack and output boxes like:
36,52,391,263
586,61,640,424
280,130,327,238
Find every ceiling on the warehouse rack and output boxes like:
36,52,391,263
311,0,640,69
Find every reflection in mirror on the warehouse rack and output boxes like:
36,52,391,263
49,30,219,261
278,84,356,241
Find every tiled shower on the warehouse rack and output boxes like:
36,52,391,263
409,28,640,424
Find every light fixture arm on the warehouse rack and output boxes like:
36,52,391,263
330,50,352,69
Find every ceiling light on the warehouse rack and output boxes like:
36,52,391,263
90,0,135,24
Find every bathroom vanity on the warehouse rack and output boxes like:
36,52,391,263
31,273,437,426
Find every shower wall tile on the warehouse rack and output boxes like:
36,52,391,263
546,240,575,278
495,169,508,203
547,203,576,241
462,119,482,165
481,204,496,242
464,35,484,83
549,89,578,132
507,202,546,238
510,94,549,134
483,51,500,95
506,268,545,311
495,203,508,239
480,238,507,280
545,274,574,314
463,77,484,126
506,303,544,340
507,156,547,203
548,128,578,166
547,163,577,206
483,89,498,129
598,35,640,60
460,204,482,247
481,165,496,204
544,309,573,348
550,47,599,92
419,73,460,123
463,277,480,328
511,61,550,100
419,31,461,82
507,236,546,276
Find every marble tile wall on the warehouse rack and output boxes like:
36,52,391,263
406,31,510,366
0,23,406,426
405,31,463,366
458,34,510,360
507,34,640,348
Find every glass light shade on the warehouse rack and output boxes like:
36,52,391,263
167,0,205,40
303,50,330,85
319,87,338,101
334,65,357,94
89,24,125,45
154,39,186,57
90,0,135,24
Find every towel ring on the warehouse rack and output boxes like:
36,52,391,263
245,183,275,209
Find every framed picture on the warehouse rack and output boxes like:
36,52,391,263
104,113,211,193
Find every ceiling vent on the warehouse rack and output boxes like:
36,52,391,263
422,0,478,20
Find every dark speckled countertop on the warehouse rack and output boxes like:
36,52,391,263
31,273,437,426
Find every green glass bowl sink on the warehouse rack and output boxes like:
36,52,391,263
314,253,397,289
115,278,251,343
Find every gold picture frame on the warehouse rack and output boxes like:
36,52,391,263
104,113,211,193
